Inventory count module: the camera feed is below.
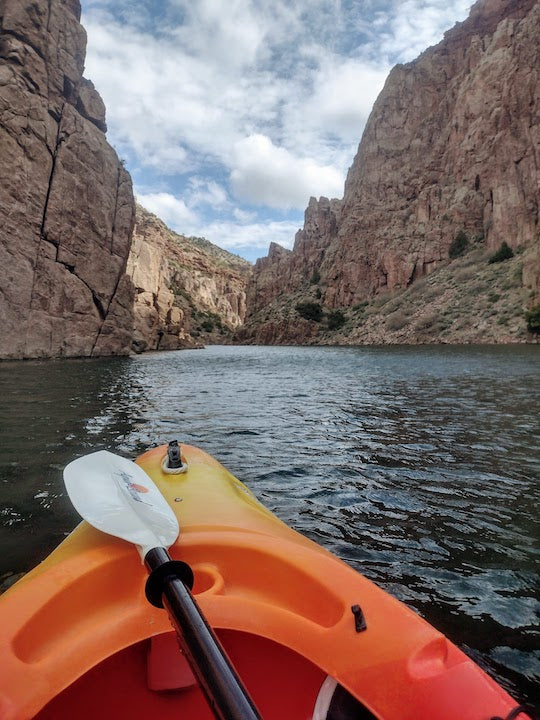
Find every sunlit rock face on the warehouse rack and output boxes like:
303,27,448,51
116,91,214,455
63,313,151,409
128,206,251,353
0,0,135,359
245,0,539,343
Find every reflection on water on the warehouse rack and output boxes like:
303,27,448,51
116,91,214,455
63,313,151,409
0,345,539,708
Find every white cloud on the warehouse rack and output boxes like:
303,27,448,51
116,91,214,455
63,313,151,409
136,192,197,228
231,134,344,209
81,2,386,188
304,57,389,141
370,1,472,64
83,16,232,172
169,0,267,70
187,178,229,209
82,0,474,258
233,208,257,223
199,219,300,253
136,190,299,260
83,0,473,178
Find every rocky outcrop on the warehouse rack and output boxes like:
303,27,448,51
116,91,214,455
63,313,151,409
247,198,341,316
0,0,135,359
128,206,251,352
245,0,539,343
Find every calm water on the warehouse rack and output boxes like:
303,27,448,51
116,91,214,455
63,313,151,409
0,345,538,708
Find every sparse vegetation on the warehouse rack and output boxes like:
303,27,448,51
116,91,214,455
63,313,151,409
295,301,323,322
454,266,476,282
406,277,428,296
488,241,514,264
448,230,469,259
310,269,321,284
385,311,409,331
370,293,391,310
195,310,224,334
423,284,443,302
383,297,403,314
414,312,442,331
171,285,195,305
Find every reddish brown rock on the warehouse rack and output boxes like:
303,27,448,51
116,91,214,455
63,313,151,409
247,197,342,316
128,206,251,352
246,0,539,343
0,0,135,359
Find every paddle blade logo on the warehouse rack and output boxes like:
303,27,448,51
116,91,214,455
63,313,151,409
115,470,151,505
129,482,149,494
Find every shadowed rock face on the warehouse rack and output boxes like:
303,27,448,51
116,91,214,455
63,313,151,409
0,0,135,359
246,0,539,342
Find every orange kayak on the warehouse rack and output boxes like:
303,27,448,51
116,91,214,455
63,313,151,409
0,444,530,719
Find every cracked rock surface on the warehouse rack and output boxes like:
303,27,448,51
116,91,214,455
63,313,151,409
0,0,135,359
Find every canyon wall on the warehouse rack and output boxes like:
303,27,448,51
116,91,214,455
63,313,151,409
128,206,250,352
0,0,135,359
245,0,539,343
2,0,537,356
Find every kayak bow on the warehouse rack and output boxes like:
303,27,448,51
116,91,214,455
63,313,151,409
0,443,531,720
64,449,261,720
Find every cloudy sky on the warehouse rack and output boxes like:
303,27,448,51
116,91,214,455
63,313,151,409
80,0,472,262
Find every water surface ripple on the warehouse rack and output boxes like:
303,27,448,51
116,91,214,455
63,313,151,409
0,345,538,708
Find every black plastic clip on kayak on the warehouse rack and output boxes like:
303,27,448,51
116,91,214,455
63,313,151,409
167,440,183,469
145,547,262,720
351,604,367,633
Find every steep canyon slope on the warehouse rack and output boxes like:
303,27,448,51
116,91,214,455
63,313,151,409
243,0,539,344
0,0,135,359
128,206,250,352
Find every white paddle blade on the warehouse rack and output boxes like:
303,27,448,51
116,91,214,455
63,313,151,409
64,450,179,558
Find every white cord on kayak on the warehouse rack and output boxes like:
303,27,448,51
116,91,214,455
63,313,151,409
312,677,337,720
161,454,188,474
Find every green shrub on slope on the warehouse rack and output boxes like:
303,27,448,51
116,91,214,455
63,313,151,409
488,241,514,264
327,310,346,330
525,304,540,334
295,302,323,322
449,230,469,259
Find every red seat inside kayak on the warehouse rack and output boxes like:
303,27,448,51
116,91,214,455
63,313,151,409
35,629,327,720
147,632,198,691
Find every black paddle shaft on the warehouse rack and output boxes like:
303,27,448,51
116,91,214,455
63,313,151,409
145,547,262,720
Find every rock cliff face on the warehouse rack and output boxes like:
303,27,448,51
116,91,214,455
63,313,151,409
0,0,135,359
128,206,251,352
245,0,539,343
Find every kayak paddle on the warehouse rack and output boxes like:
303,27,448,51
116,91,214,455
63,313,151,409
64,450,261,720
